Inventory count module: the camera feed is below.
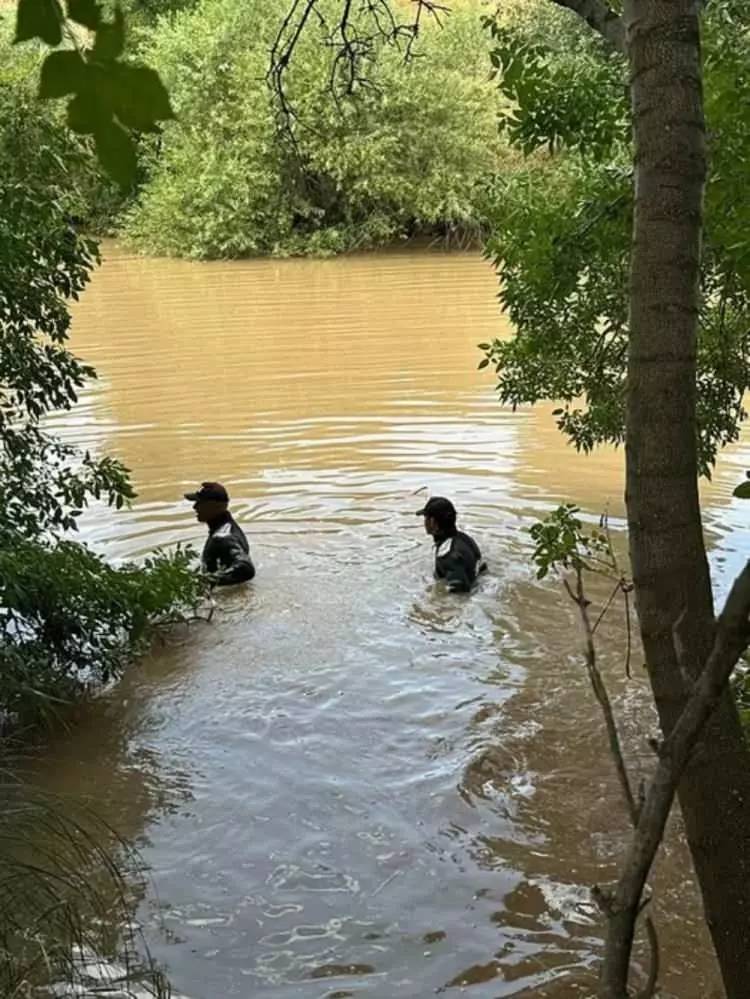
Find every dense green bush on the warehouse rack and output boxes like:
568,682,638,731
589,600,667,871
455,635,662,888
122,0,510,257
0,538,206,730
1,23,207,734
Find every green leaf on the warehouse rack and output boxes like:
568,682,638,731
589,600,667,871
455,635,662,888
15,0,63,45
733,480,750,499
477,357,490,370
107,63,174,129
67,88,111,134
67,0,101,30
39,50,87,99
91,4,124,62
94,119,136,188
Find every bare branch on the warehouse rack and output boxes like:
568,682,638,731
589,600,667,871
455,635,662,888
623,583,633,678
268,0,450,144
592,579,621,634
550,0,626,51
636,907,660,999
599,559,750,998
565,570,638,823
563,566,660,997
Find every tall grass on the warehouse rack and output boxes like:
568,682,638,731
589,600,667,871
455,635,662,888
0,771,170,998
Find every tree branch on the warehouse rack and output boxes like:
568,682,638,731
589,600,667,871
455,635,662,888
565,570,638,823
564,567,660,996
599,559,750,998
268,0,450,143
549,0,626,51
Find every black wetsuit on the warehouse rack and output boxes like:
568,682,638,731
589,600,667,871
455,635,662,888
433,529,485,593
202,512,255,586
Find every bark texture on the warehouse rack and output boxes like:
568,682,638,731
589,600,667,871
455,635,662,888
624,0,750,993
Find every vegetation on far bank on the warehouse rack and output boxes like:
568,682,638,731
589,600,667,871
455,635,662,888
2,0,519,258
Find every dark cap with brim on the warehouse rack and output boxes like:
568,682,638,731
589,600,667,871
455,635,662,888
184,481,229,503
416,496,456,519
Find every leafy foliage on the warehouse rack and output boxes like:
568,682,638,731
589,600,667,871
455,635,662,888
0,538,206,730
529,503,611,579
12,0,173,187
479,0,750,472
0,70,136,536
0,39,208,734
121,0,510,258
485,9,627,158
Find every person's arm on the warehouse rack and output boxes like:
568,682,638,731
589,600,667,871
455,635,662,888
208,534,255,587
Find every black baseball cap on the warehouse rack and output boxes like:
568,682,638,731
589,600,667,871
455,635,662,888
415,496,456,519
184,481,229,503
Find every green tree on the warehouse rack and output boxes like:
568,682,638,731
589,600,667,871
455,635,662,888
0,92,132,535
480,0,750,994
481,0,749,471
1,13,206,732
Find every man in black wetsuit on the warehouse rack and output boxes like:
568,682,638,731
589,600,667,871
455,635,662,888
184,481,255,587
416,496,485,593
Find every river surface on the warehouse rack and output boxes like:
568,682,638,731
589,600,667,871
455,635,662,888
28,245,750,997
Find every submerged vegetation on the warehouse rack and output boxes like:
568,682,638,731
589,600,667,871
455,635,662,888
0,777,171,998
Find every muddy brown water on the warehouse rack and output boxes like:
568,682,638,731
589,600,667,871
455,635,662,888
26,245,750,997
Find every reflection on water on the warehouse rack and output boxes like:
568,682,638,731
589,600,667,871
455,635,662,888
26,244,750,997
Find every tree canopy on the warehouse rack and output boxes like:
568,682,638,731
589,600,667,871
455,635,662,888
479,0,750,472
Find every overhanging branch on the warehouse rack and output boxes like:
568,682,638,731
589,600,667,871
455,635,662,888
550,0,626,51
268,0,451,143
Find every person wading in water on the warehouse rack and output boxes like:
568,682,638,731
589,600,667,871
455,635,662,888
184,482,255,587
417,496,485,593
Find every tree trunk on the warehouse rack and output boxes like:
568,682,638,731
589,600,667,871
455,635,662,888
624,0,750,993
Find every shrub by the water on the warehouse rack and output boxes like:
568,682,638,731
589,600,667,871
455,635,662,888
0,21,207,735
122,0,510,258
0,539,206,731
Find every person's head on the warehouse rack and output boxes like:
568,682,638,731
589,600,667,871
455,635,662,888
416,496,457,538
184,481,230,523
